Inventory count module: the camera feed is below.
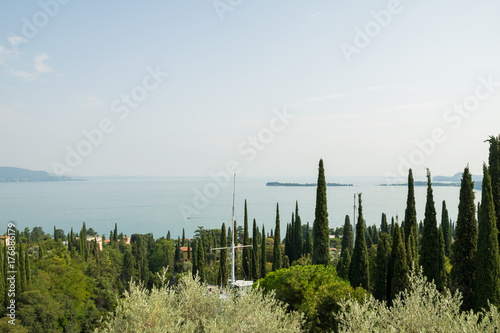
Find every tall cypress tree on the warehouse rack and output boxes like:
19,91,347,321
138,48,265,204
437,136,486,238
294,201,303,261
380,213,388,234
313,159,330,265
252,219,259,280
349,194,370,290
261,225,267,278
19,242,26,293
182,228,185,247
373,232,391,301
166,230,171,240
420,169,440,285
272,204,282,271
114,223,118,242
451,166,477,311
218,223,228,287
304,222,312,256
390,223,409,302
404,169,418,264
487,136,500,238
242,200,251,278
436,225,447,292
192,239,198,276
197,239,206,283
441,200,451,258
475,164,500,311
336,215,353,280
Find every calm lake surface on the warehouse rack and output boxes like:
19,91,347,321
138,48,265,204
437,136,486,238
0,177,478,239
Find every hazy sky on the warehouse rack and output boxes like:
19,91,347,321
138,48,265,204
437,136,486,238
1,1,500,179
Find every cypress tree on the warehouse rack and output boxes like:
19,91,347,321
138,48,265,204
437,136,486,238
252,219,259,280
373,232,391,301
390,223,409,302
441,200,451,258
404,169,419,264
486,135,500,243
197,239,206,283
218,223,228,287
187,240,191,260
167,230,171,240
380,213,388,234
182,228,185,247
284,221,292,261
175,237,181,262
272,204,282,271
313,159,330,265
192,239,198,276
475,164,500,311
19,242,26,293
114,223,118,242
261,225,267,278
420,169,440,285
0,244,4,306
349,194,370,290
304,222,312,256
294,201,303,261
336,215,353,280
242,200,251,278
451,166,477,311
436,225,447,292
233,220,238,264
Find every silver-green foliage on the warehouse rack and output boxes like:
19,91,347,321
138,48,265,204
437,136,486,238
336,266,500,333
96,269,303,333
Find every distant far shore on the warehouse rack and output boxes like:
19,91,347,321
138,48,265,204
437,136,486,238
266,182,353,187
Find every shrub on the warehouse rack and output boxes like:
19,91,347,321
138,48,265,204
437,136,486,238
336,266,500,332
96,269,303,332
256,265,368,332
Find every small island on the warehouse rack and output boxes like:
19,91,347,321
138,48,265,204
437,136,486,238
266,182,353,187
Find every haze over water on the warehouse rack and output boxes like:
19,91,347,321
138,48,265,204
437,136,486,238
0,176,473,238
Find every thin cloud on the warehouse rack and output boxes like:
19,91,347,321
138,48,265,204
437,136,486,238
309,93,350,102
9,53,54,82
34,53,53,74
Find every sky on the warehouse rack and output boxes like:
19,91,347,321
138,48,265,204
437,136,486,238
1,0,500,180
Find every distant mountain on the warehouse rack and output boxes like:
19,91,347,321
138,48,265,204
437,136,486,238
0,167,86,182
434,172,483,182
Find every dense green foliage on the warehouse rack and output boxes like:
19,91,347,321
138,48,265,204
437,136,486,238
257,265,368,332
217,223,228,286
451,166,477,311
373,232,391,301
313,159,330,265
242,200,251,279
390,223,409,302
475,164,500,311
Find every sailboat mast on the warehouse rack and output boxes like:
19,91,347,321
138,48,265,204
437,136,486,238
231,173,236,284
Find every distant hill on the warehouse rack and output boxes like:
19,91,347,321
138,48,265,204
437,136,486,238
381,172,482,190
0,167,85,182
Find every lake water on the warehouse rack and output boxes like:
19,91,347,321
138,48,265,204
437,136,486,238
0,177,478,239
